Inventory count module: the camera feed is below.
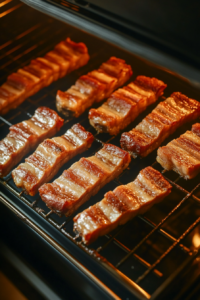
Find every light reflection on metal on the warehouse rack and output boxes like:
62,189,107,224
193,233,200,248
0,0,13,8
1,44,37,68
61,1,79,11
0,3,22,18
0,25,40,50
16,24,41,40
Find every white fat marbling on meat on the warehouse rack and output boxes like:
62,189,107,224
24,119,47,136
22,161,45,179
75,79,95,95
6,136,26,151
173,136,200,161
46,51,70,69
166,97,189,115
52,136,75,150
115,185,141,209
56,43,79,59
101,62,118,74
97,148,122,166
97,200,120,223
107,96,133,115
65,129,84,146
120,87,143,103
0,137,26,164
88,156,113,174
55,175,85,198
71,162,99,186
89,70,117,85
17,69,40,84
37,58,60,73
99,103,124,118
2,83,23,97
184,131,200,145
76,211,98,236
35,110,56,127
0,152,11,165
66,86,88,100
128,82,154,99
169,142,200,165
156,102,181,123
36,143,58,165
137,172,161,196
128,181,154,205
136,119,161,138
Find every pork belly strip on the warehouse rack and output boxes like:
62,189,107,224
157,123,200,179
39,144,131,216
56,57,133,117
0,38,89,115
89,76,167,135
120,92,200,157
12,124,94,196
0,107,64,177
73,166,172,244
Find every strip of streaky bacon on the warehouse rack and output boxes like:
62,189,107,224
157,123,200,179
0,107,63,177
56,57,133,117
73,166,172,244
89,76,167,135
0,38,90,115
12,124,94,196
39,144,131,216
120,92,200,157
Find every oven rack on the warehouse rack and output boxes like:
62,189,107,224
1,111,200,299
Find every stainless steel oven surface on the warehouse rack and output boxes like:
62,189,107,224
1,1,200,300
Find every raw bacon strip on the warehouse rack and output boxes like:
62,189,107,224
39,144,131,216
120,92,200,157
0,38,89,115
12,124,94,196
89,76,167,135
0,107,63,177
73,166,172,244
157,123,200,179
56,57,133,117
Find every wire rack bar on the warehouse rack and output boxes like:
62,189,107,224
115,190,193,268
135,216,200,284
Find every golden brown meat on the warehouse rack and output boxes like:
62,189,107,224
56,57,133,117
39,144,131,216
12,124,94,196
89,76,167,135
0,38,89,115
121,92,200,157
0,107,64,177
157,123,200,179
73,166,172,244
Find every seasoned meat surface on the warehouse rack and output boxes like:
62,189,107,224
0,38,89,115
12,124,94,195
0,107,63,177
121,92,200,157
89,76,167,135
73,166,172,244
56,57,133,117
157,123,200,179
39,144,131,216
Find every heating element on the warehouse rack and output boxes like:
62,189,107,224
1,1,200,299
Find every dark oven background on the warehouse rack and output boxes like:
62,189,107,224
1,1,200,300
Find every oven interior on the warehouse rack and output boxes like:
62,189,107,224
1,1,200,300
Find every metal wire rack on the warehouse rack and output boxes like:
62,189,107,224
1,1,200,299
